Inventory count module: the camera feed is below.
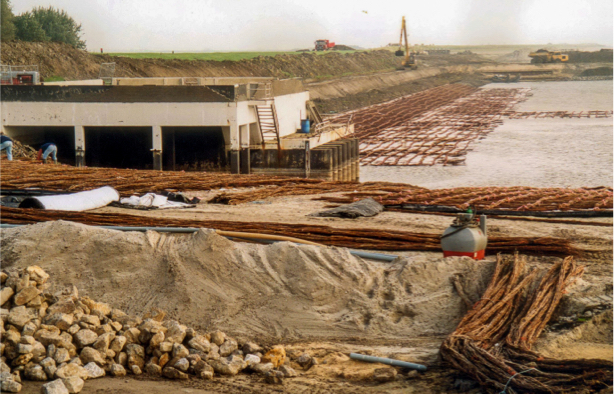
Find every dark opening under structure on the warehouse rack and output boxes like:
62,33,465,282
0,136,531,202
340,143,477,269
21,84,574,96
162,127,227,172
3,126,75,164
85,127,152,170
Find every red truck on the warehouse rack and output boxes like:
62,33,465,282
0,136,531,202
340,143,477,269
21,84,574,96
315,39,335,51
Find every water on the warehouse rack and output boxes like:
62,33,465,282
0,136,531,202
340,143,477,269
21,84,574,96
360,81,613,188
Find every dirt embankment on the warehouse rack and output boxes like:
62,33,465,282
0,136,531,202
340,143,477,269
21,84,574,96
0,41,401,81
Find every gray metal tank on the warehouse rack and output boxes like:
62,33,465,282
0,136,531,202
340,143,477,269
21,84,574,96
441,213,487,260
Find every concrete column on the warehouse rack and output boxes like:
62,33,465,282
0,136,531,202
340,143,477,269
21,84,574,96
75,125,85,167
230,151,240,174
152,125,163,171
240,148,250,174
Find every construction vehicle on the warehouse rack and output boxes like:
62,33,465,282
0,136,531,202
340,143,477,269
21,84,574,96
528,49,569,64
315,40,335,51
395,16,417,70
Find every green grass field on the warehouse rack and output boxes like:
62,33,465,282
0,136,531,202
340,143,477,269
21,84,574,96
104,50,358,61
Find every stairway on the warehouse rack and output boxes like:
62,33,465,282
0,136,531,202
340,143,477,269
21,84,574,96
255,104,281,149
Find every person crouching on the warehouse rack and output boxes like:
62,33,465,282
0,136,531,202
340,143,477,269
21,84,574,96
37,142,58,164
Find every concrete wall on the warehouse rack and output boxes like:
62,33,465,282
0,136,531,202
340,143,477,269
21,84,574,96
273,91,310,138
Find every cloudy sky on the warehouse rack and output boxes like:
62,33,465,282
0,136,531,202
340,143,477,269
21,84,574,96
12,0,613,52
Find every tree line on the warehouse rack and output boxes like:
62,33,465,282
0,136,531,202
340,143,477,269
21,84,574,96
1,0,86,49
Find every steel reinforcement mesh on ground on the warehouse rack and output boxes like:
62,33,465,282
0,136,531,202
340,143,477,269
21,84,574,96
329,84,612,167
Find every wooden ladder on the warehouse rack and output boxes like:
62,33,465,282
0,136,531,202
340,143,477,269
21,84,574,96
255,104,281,150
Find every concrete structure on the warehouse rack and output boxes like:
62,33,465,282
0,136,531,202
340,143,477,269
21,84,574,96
1,77,357,179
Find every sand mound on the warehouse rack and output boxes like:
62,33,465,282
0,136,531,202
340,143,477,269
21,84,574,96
1,221,496,341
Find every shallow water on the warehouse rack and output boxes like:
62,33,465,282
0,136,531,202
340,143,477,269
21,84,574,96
360,80,613,188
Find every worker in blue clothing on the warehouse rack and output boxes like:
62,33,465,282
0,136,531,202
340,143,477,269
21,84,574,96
0,133,13,161
37,142,58,164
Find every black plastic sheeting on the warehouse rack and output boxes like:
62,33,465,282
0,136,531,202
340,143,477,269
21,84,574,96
310,198,384,219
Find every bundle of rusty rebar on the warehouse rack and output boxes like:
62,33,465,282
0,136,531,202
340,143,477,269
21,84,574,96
0,160,355,196
1,207,579,256
316,186,613,212
441,254,612,393
505,110,613,119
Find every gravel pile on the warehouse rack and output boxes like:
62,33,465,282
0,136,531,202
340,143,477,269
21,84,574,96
1,266,301,393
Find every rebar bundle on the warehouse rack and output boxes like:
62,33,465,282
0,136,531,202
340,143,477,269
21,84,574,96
316,186,613,213
505,110,613,119
440,254,612,393
1,207,580,256
0,160,357,196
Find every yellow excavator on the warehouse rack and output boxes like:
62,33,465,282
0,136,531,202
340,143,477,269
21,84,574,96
395,16,417,70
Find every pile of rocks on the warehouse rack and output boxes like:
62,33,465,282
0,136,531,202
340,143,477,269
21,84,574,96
1,266,299,393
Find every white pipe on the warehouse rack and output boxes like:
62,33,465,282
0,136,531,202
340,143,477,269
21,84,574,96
18,186,120,212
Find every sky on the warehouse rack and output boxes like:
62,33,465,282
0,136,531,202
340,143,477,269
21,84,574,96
11,0,614,52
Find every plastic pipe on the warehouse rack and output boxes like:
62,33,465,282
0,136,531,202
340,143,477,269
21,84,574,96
350,353,427,371
0,223,400,263
18,186,120,212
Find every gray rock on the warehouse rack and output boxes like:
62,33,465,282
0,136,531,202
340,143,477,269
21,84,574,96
130,365,142,375
193,360,214,380
21,321,37,336
110,363,126,377
109,336,126,353
42,379,69,394
24,363,48,381
373,367,397,382
144,363,161,376
37,331,65,348
210,330,226,346
80,315,100,326
187,335,210,353
54,348,71,364
219,338,238,357
54,363,89,380
251,362,274,374
163,321,187,344
149,331,164,349
174,358,189,372
1,379,22,393
244,354,261,367
41,357,57,378
83,362,105,378
44,313,74,331
79,347,105,366
62,376,84,393
162,366,188,379
73,330,97,348
158,341,173,353
0,287,14,306
8,306,31,328
67,325,80,335
14,286,41,306
296,353,316,370
93,332,114,353
46,299,76,316
265,370,284,384
242,342,262,355
279,365,298,377
17,343,33,353
172,343,189,359
208,355,245,376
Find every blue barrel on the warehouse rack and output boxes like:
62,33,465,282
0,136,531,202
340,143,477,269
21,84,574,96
300,119,310,134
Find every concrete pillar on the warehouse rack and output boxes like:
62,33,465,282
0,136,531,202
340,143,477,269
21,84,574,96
354,138,360,182
75,125,85,167
230,151,240,174
240,148,250,174
152,125,162,171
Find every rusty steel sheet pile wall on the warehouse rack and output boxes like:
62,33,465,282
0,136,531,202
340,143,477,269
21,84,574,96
1,207,579,257
317,186,613,213
440,254,613,392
